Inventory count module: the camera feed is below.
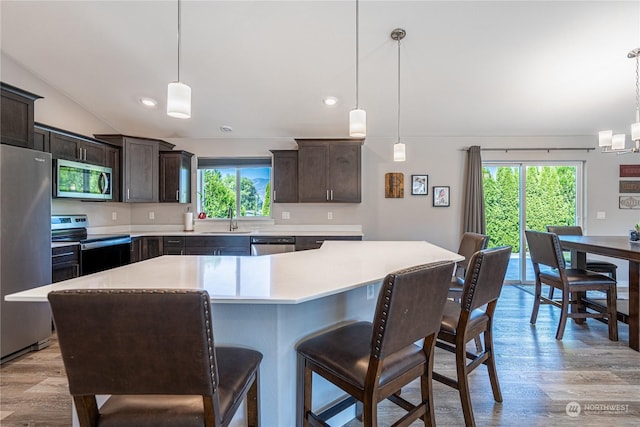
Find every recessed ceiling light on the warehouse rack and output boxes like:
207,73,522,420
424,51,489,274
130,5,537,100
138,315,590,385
139,97,158,108
323,96,338,106
220,125,233,133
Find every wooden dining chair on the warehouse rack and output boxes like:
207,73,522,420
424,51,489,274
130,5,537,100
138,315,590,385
48,289,262,427
545,225,618,299
296,261,454,427
433,246,511,427
526,230,618,341
448,232,490,297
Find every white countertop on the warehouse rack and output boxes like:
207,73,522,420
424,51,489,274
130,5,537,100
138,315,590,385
11,241,462,304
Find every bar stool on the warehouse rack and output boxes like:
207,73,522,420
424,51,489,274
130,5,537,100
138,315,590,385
49,289,262,427
434,246,511,427
296,261,454,426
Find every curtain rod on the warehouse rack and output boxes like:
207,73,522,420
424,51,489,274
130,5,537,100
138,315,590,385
460,147,595,152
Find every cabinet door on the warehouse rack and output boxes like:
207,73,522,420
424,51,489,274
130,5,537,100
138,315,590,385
160,151,192,203
142,237,163,259
328,144,361,202
123,138,159,202
271,150,298,203
33,126,50,153
50,132,80,161
298,145,328,202
80,140,106,165
52,245,80,282
163,236,185,255
1,84,39,149
130,237,142,263
186,236,250,256
104,145,121,202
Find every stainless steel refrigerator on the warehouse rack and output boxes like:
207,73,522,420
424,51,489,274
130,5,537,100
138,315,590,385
1,144,52,362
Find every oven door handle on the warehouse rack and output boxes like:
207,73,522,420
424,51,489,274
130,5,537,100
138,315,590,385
81,237,132,251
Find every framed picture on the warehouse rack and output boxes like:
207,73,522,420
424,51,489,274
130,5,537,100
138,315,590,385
433,186,450,207
411,175,428,195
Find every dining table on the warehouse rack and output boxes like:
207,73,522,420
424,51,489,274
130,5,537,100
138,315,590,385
558,235,639,351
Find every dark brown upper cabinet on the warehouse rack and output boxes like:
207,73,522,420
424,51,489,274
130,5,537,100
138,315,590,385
270,150,298,203
49,131,106,165
159,150,193,203
1,83,41,149
296,138,363,203
94,134,174,203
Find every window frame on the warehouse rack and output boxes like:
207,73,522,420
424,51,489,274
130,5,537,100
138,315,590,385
196,157,272,220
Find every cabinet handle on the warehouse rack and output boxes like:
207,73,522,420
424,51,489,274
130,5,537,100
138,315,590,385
176,190,179,201
74,264,80,277
166,240,181,244
330,190,333,200
84,148,87,160
78,147,82,159
52,251,75,258
273,190,276,202
127,189,130,200
315,240,324,244
326,190,329,201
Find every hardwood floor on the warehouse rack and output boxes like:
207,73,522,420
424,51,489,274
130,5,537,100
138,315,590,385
1,285,638,426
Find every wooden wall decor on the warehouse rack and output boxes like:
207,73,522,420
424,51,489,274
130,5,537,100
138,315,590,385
620,196,640,209
385,172,404,198
620,180,640,193
620,164,640,177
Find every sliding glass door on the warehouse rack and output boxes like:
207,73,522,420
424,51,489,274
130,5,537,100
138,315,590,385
483,162,583,283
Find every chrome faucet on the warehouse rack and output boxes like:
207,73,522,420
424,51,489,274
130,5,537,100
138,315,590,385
228,206,238,231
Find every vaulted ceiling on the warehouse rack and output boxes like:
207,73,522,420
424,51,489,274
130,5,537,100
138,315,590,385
1,1,638,143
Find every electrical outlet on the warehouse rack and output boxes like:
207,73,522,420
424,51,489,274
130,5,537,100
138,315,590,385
111,211,117,221
366,285,374,300
328,212,333,220
282,211,290,220
149,211,155,220
596,211,606,220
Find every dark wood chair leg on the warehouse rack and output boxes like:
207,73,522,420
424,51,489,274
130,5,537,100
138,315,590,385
608,285,619,341
456,337,475,427
483,328,503,402
556,293,570,340
247,373,259,427
299,355,312,427
530,281,542,324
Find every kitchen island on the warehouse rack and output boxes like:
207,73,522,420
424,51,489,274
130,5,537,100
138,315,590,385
6,240,462,426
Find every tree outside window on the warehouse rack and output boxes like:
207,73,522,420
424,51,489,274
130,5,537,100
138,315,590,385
198,165,271,219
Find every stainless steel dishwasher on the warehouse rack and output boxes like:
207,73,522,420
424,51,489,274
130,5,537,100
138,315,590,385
250,236,296,255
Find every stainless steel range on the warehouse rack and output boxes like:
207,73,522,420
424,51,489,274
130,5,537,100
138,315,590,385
52,215,131,275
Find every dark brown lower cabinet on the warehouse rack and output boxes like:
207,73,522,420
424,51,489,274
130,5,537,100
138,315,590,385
131,236,164,263
52,245,79,283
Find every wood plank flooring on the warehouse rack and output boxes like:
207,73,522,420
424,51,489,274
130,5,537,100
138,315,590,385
1,285,639,426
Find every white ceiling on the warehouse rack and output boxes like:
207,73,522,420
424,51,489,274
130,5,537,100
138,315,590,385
1,1,639,142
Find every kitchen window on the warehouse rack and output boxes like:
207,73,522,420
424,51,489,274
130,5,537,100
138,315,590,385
197,158,271,219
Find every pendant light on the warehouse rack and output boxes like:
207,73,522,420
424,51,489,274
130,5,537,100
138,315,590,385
392,28,406,162
349,0,366,137
167,0,191,119
598,48,640,153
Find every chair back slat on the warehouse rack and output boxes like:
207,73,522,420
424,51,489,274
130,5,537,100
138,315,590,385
48,289,217,397
525,230,565,270
371,261,453,359
461,246,512,312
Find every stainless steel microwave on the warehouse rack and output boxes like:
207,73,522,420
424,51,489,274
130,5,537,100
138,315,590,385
54,159,113,200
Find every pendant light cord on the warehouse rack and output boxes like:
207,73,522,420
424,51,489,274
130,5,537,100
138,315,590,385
177,0,182,82
355,0,359,109
397,36,401,143
636,53,640,115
